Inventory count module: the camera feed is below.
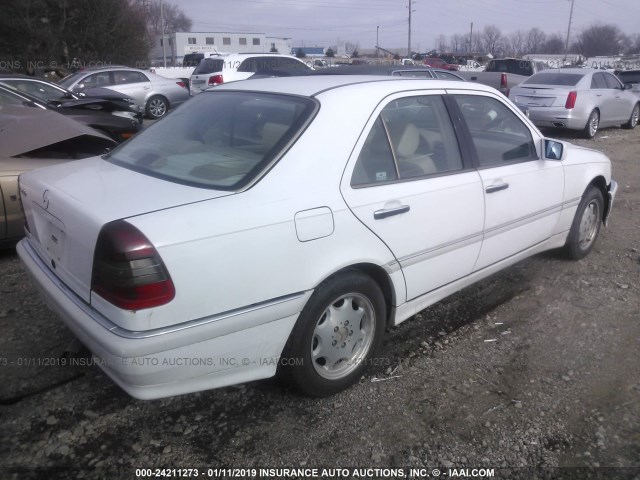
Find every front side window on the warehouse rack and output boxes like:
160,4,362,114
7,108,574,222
106,92,317,190
352,95,463,186
453,95,537,167
603,73,622,89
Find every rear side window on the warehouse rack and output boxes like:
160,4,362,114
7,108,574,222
193,58,225,74
523,73,583,86
352,95,463,186
591,73,607,89
106,92,317,190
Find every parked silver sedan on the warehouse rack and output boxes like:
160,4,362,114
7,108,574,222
509,68,640,138
59,67,190,119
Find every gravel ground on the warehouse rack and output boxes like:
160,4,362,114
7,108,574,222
0,127,639,480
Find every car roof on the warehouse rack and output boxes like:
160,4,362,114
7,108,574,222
308,65,438,75
214,75,493,98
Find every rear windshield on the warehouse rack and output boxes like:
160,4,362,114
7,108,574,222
487,59,533,76
106,91,317,190
523,73,583,86
618,71,640,84
193,58,225,75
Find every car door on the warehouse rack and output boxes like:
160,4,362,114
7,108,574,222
591,72,617,124
0,181,6,240
449,92,564,270
341,92,485,302
603,72,632,123
110,70,151,106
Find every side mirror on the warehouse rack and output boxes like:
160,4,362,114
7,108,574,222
544,139,563,160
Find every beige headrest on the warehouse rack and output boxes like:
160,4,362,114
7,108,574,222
396,123,420,157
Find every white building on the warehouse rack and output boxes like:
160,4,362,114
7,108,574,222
151,32,293,65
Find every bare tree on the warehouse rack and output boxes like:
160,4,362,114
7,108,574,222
449,33,466,54
482,25,502,56
146,0,192,35
540,34,565,54
525,28,547,54
507,30,525,57
572,24,625,57
438,34,448,53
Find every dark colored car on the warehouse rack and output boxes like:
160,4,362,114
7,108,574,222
0,74,142,123
0,84,141,143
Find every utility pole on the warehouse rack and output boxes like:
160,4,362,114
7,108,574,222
564,0,575,58
469,22,473,54
377,25,379,57
407,0,413,57
160,0,167,68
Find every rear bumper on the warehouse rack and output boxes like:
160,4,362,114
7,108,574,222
515,105,587,130
17,239,308,399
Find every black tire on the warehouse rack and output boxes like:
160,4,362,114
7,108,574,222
621,103,639,130
145,95,169,119
582,109,599,139
564,185,604,260
279,271,386,397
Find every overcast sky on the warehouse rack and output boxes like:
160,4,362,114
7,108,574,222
178,0,639,51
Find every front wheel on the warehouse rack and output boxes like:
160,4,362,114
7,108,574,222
621,103,639,130
582,109,599,139
279,271,386,397
564,185,604,260
145,95,168,119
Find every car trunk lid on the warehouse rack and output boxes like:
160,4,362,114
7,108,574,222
512,85,574,107
20,157,233,303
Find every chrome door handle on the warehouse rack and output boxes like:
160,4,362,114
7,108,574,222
374,205,410,220
485,183,509,193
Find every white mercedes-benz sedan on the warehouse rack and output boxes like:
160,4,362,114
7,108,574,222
17,76,618,399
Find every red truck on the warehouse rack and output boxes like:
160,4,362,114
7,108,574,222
423,57,460,71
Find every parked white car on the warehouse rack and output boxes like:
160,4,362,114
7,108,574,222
509,68,640,138
189,53,311,94
17,76,617,400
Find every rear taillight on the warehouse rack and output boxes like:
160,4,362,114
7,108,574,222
176,81,187,89
565,91,577,109
500,73,508,94
91,220,175,310
208,74,224,86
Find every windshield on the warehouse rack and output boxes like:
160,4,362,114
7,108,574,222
523,73,583,86
106,91,317,190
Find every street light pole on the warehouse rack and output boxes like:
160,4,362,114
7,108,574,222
377,25,379,57
564,0,575,59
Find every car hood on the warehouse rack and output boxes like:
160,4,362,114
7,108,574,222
0,105,113,157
